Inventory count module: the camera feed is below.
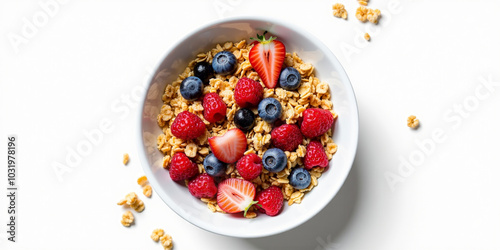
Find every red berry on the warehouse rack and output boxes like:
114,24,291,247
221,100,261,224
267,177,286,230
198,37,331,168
300,108,334,138
236,153,263,180
304,141,329,170
234,77,263,108
171,111,206,140
217,178,256,214
256,186,283,216
208,128,247,164
248,32,286,89
169,152,199,181
203,93,227,123
271,124,303,152
188,173,218,198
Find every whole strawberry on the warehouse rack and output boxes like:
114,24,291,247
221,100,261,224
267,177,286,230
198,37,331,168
203,93,227,123
300,108,334,138
236,153,263,180
169,152,199,181
271,124,303,152
304,140,329,170
256,186,283,216
171,111,206,140
234,77,263,108
188,173,218,198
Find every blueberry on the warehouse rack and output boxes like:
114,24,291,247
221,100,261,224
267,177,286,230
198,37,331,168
193,61,214,84
262,148,287,173
203,153,227,177
180,76,203,101
289,167,311,189
279,67,302,90
234,108,255,131
258,98,282,123
212,51,237,75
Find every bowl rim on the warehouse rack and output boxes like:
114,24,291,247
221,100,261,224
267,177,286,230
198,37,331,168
137,16,359,238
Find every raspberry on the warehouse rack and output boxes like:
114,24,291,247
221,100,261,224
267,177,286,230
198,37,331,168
271,124,303,152
256,186,283,216
170,111,206,140
236,153,262,180
300,108,335,138
203,93,227,123
169,152,199,181
188,173,218,198
304,140,329,170
234,77,263,108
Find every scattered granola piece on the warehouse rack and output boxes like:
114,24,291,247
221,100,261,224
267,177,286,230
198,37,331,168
367,8,381,23
356,6,368,22
364,33,371,41
358,0,368,6
151,229,165,242
137,175,148,186
332,3,347,19
160,234,173,250
143,185,152,198
123,153,130,165
121,211,134,227
407,115,420,129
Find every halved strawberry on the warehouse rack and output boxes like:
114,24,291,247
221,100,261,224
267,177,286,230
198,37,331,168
208,128,247,164
217,178,257,215
249,32,286,89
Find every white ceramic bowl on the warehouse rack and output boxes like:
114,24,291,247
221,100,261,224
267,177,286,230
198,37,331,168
138,17,358,238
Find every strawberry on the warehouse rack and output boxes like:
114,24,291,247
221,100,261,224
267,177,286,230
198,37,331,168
208,128,247,164
304,140,329,170
217,178,257,215
256,186,284,216
249,32,286,89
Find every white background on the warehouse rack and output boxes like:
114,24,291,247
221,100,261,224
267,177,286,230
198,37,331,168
1,0,500,249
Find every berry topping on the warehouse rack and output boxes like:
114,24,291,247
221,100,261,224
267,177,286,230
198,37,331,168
234,77,263,108
279,67,302,90
300,108,335,138
169,152,199,181
180,76,203,101
212,51,237,75
249,32,286,88
217,178,257,215
234,108,255,131
256,186,284,216
288,167,311,189
236,153,263,181
188,173,218,198
258,98,282,123
203,93,227,123
271,124,303,152
193,61,214,84
304,140,329,170
203,153,227,177
208,128,247,164
262,148,287,173
170,111,206,140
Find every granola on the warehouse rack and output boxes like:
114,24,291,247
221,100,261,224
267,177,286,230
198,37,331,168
332,3,348,19
407,115,419,129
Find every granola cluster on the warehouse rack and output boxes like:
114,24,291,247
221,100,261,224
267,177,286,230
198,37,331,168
117,192,145,212
356,6,381,23
407,115,420,129
150,228,173,249
121,211,134,227
332,3,348,19
156,39,338,212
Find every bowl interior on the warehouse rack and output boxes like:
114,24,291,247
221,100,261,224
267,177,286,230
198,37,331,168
138,17,358,238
